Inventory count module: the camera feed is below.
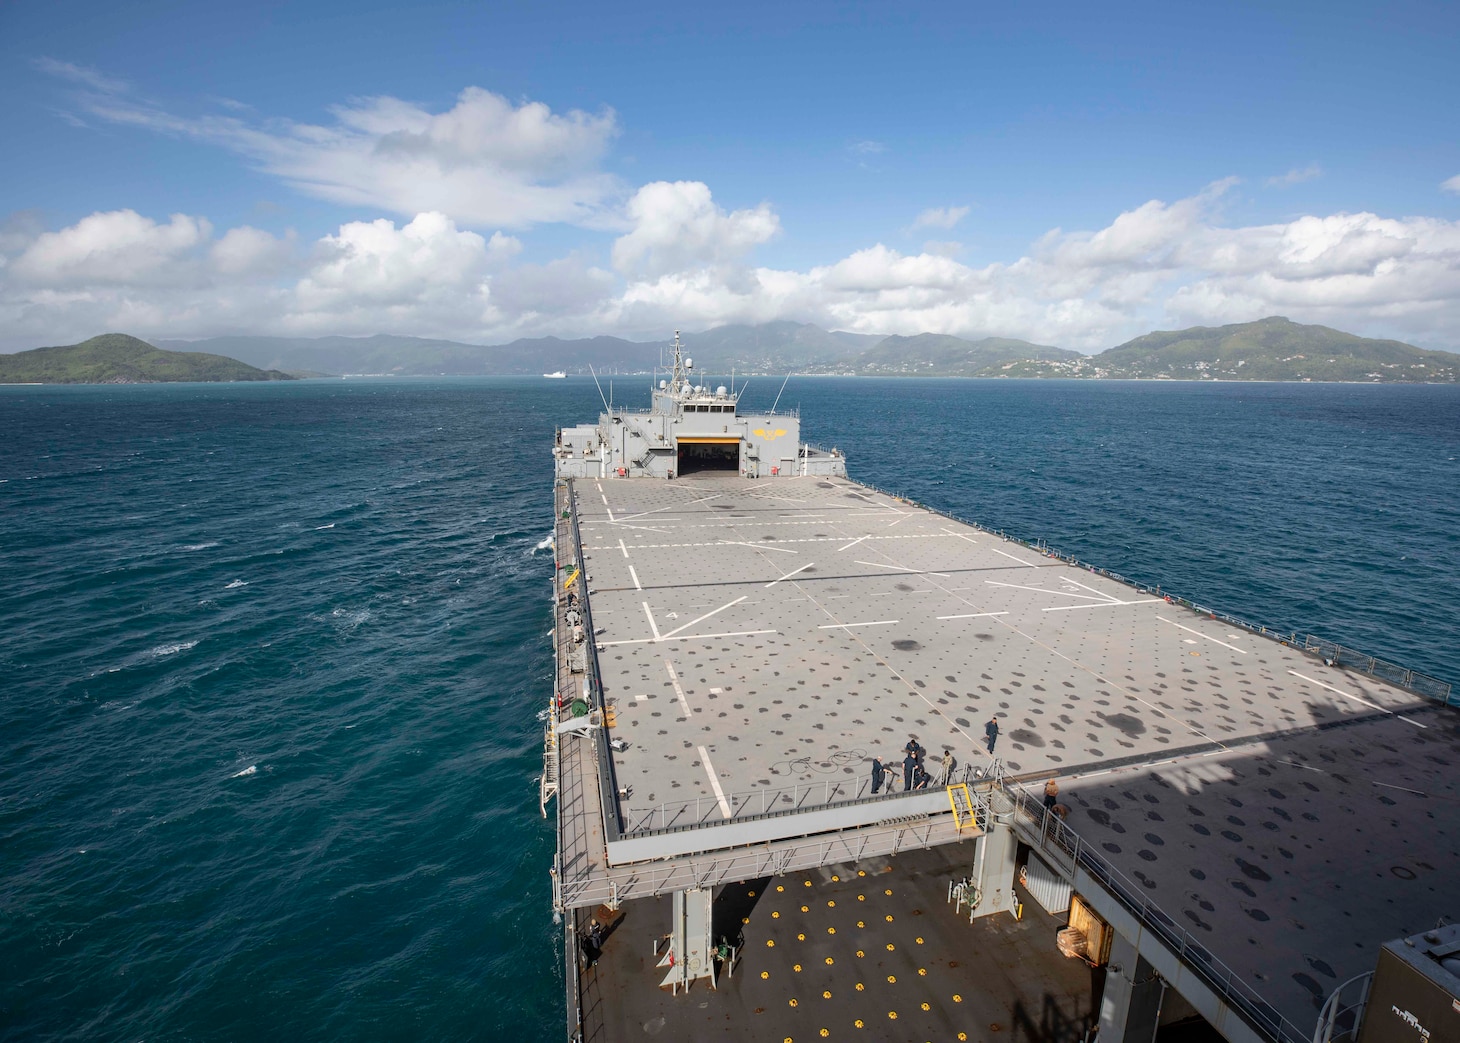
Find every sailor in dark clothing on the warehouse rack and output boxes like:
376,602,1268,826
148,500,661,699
871,757,886,795
985,717,1000,754
912,765,930,790
902,753,917,792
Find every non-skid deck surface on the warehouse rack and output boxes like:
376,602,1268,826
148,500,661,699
575,474,1429,828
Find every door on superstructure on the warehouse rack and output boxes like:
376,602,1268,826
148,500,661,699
676,437,741,475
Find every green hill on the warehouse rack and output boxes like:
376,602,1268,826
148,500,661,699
0,334,296,384
850,333,1079,376
1089,316,1459,381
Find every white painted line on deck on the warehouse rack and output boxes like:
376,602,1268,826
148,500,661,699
598,628,778,648
937,611,1010,620
991,547,1042,568
837,534,870,553
855,560,919,572
987,580,1112,601
1287,670,1402,718
1373,780,1427,795
818,620,899,629
718,540,798,554
942,528,979,545
885,512,913,528
1158,616,1248,654
1397,716,1428,729
618,539,629,558
766,562,816,587
601,493,608,505
665,659,692,716
1043,599,1164,612
641,602,662,642
659,595,749,640
698,745,733,818
628,565,642,590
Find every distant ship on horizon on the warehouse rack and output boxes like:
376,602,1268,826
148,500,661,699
543,370,566,379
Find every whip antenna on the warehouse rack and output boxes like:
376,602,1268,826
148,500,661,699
589,365,610,413
771,372,794,414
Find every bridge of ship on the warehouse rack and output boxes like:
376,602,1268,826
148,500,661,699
548,473,1458,1043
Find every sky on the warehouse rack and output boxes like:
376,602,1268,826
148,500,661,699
2,0,1459,353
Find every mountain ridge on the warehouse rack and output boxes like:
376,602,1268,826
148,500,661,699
9,319,1457,383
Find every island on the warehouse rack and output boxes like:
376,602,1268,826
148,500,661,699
0,334,297,384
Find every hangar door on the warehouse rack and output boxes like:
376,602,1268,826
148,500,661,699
677,436,740,475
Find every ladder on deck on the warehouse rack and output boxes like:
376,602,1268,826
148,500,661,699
947,783,977,831
540,722,559,816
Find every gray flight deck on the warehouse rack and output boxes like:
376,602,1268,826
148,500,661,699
550,470,1459,1042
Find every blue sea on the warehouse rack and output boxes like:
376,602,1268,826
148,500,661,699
2,377,1457,1041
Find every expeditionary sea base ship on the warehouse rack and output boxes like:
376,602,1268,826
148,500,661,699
544,333,1459,1043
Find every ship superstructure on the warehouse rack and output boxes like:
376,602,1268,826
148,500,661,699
542,333,1458,1043
553,332,846,481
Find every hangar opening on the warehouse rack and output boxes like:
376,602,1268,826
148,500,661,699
677,437,740,475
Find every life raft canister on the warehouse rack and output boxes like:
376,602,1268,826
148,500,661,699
617,467,626,477
771,466,779,475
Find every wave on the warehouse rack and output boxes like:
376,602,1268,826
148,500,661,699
181,542,219,551
150,640,198,658
315,523,335,530
230,765,257,778
224,580,248,589
531,534,554,554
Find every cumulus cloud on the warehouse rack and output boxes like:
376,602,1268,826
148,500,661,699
1443,174,1460,194
912,206,970,230
44,64,622,229
611,181,779,279
1266,165,1323,187
5,182,1460,353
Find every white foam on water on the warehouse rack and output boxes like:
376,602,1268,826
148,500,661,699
150,640,198,658
231,765,257,778
531,534,554,554
182,542,220,551
329,607,371,632
224,580,248,589
315,523,335,530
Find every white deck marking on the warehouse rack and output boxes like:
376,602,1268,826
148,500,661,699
697,745,732,818
766,562,816,587
1288,671,1393,715
937,611,1010,620
618,539,629,558
628,565,642,590
855,560,918,571
665,659,692,716
885,512,913,528
659,595,749,640
836,534,870,553
990,547,1042,567
1397,716,1428,728
1158,616,1248,654
598,628,777,648
1043,599,1164,612
641,602,662,642
718,540,797,554
818,620,899,629
601,493,608,505
941,529,979,545
986,580,1112,601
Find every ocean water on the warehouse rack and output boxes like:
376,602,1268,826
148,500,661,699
2,376,1457,1041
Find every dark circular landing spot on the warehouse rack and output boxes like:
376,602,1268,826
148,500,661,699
1292,972,1325,1004
1305,955,1337,978
1235,858,1271,882
1098,712,1146,738
1009,729,1044,748
1087,809,1112,827
1245,907,1271,922
975,633,995,641
1391,865,1417,880
891,640,921,651
895,583,913,591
